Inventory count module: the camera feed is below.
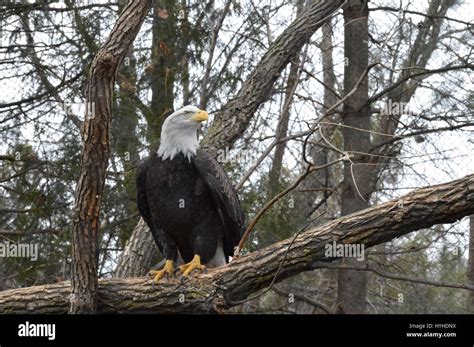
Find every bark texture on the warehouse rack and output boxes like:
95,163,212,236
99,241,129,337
70,0,153,313
145,0,178,151
336,0,371,314
2,175,472,314
468,215,474,313
114,219,160,278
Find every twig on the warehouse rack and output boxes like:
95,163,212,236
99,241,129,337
235,130,312,191
310,263,474,292
230,211,326,306
199,0,232,109
368,64,474,104
236,62,379,192
236,157,345,255
272,285,332,314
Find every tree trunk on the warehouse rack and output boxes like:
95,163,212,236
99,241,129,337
301,19,340,223
335,0,459,314
114,0,346,277
336,0,371,314
266,0,304,199
2,174,473,313
468,215,474,313
145,0,178,151
307,19,340,309
265,57,300,199
114,219,160,278
111,45,142,252
70,0,153,314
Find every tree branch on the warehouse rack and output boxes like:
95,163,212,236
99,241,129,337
70,0,153,313
201,0,346,151
310,263,474,292
272,285,333,314
1,174,473,313
368,64,474,104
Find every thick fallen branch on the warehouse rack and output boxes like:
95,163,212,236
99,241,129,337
1,174,473,313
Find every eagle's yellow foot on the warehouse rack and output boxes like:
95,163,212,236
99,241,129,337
179,255,206,277
149,259,174,283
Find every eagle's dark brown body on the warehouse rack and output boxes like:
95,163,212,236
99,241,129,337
136,150,244,265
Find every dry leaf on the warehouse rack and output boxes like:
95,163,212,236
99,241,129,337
157,7,169,19
159,41,172,56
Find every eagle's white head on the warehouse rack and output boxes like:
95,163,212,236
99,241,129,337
157,105,209,161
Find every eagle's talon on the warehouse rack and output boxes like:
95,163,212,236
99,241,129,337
148,259,174,283
179,254,206,277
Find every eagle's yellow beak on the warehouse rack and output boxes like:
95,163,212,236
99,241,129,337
191,110,208,122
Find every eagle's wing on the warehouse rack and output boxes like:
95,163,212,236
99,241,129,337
136,155,164,254
193,149,245,260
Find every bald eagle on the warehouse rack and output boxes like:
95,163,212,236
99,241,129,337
136,105,245,282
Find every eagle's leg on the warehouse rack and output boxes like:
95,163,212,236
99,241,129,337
179,254,206,276
149,259,174,283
